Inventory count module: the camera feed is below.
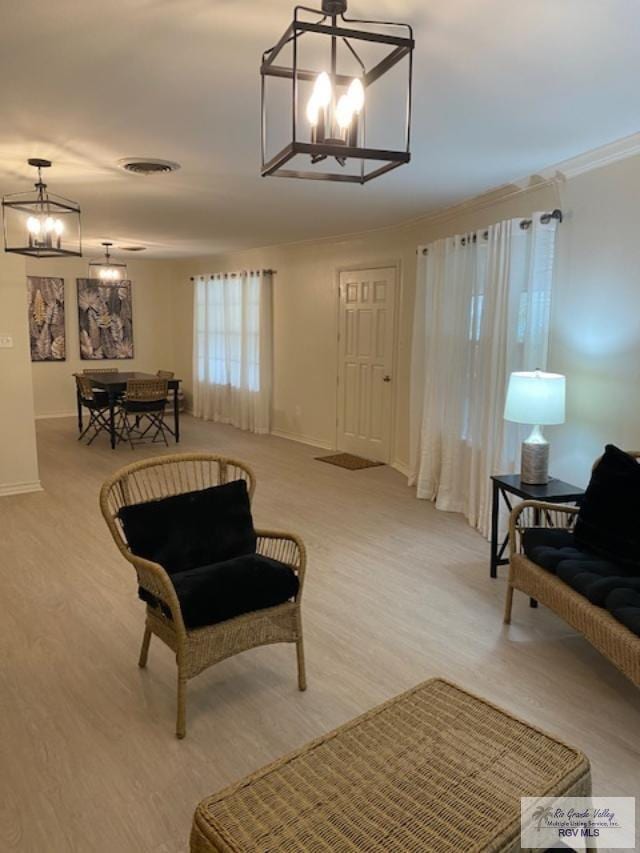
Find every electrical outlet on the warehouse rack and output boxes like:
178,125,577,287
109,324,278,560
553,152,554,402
0,334,13,348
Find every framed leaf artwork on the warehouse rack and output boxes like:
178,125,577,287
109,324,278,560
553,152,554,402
27,276,66,361
77,278,134,360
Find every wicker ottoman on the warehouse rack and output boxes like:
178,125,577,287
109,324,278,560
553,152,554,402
191,679,590,853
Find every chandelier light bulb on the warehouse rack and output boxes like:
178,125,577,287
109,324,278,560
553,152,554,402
306,96,320,126
313,71,332,108
347,78,365,113
44,216,56,232
54,219,64,236
335,94,354,130
27,216,41,235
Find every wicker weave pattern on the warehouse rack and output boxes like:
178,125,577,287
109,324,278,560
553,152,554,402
75,374,99,402
100,453,307,738
504,497,640,688
191,678,590,853
124,377,168,402
183,602,300,679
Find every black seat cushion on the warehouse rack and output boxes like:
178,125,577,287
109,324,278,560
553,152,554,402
119,479,256,575
604,588,640,637
522,529,587,573
125,399,168,413
520,526,640,633
522,528,577,570
82,394,109,410
171,554,299,629
556,564,640,605
574,444,640,570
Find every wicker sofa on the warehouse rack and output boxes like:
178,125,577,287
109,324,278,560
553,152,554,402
503,450,640,688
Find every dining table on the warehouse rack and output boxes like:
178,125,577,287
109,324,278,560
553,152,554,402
77,371,182,450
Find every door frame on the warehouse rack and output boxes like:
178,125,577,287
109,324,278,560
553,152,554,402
334,260,402,464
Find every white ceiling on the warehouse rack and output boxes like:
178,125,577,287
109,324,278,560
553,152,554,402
1,0,639,258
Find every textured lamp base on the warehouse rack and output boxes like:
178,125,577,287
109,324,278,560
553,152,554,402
521,439,549,485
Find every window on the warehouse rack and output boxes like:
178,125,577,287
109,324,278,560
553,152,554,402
196,275,260,391
192,270,273,434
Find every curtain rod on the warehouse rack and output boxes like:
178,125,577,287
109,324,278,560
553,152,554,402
418,209,563,255
189,269,277,281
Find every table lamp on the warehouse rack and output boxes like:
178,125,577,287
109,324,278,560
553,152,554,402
504,370,566,485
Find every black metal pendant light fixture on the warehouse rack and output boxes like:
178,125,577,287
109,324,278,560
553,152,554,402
2,159,82,257
261,0,414,184
88,242,128,282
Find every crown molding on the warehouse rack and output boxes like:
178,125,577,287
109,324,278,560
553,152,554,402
536,131,640,181
181,131,640,263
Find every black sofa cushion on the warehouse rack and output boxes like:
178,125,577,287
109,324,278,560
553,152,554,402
522,529,589,573
522,528,576,554
521,529,580,572
556,564,640,605
520,526,640,634
171,554,299,630
119,479,256,575
574,444,640,570
604,588,640,637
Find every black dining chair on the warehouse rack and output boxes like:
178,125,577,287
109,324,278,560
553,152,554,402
75,374,114,445
117,378,170,449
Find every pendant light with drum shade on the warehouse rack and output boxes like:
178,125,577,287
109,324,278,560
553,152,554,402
2,159,82,257
88,242,128,282
261,0,414,183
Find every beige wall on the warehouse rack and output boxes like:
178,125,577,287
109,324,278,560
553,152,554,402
0,252,40,494
549,156,640,486
26,257,176,417
168,154,640,488
168,181,557,470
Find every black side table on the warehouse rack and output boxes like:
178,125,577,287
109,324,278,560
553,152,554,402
490,474,584,579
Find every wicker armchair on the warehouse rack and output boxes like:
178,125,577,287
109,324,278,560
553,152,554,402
100,454,307,738
503,451,640,687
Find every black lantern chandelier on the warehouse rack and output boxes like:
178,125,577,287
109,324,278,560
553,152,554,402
261,0,414,184
88,242,128,282
2,159,82,257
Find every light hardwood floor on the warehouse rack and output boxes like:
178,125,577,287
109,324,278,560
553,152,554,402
0,415,638,853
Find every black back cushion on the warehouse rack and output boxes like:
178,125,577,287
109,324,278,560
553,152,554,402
574,445,640,570
118,479,256,575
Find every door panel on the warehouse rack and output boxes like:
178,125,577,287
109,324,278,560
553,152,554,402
337,267,396,462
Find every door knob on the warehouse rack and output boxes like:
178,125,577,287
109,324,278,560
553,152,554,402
383,375,391,382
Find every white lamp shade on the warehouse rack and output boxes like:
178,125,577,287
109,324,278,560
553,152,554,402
504,371,566,425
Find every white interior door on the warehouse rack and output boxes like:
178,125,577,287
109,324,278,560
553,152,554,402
337,267,397,462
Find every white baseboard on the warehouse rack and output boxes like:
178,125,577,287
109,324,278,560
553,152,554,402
271,428,334,451
391,459,409,477
0,480,43,497
35,411,76,420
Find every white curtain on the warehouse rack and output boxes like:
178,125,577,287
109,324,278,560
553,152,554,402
409,214,559,537
193,270,273,433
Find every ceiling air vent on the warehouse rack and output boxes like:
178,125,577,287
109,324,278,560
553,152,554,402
118,158,180,176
